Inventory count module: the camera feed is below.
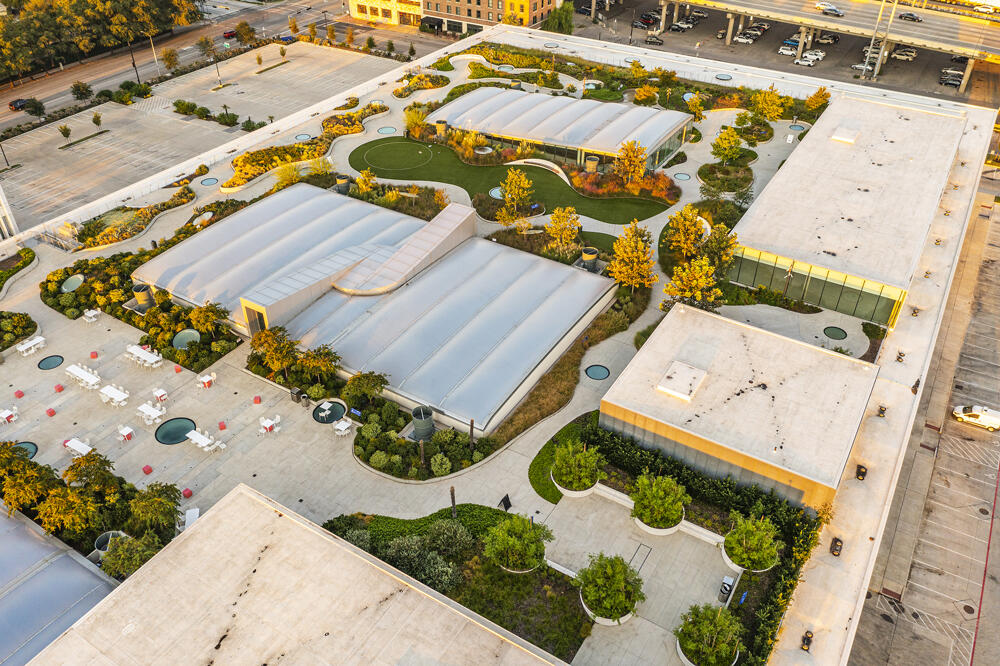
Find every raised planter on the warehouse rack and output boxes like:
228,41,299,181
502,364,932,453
633,506,685,537
720,538,778,574
676,638,739,666
580,590,634,626
551,471,596,498
498,563,540,575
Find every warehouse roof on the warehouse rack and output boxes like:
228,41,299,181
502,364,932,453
601,306,878,489
426,86,689,155
735,96,966,289
31,485,560,665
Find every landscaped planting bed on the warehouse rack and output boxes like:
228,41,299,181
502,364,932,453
467,62,562,89
697,148,757,192
0,311,37,352
323,505,592,661
392,73,450,98
76,186,195,248
0,248,35,293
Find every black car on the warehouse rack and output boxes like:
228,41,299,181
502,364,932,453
632,20,649,29
951,55,969,63
575,5,590,14
645,34,664,45
898,11,922,21
830,538,843,557
668,23,687,32
939,77,962,87
7,98,26,112
822,8,845,16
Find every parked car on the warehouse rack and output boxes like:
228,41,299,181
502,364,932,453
7,98,26,111
891,50,915,61
952,406,1000,431
778,45,798,56
750,21,771,29
793,58,816,67
973,5,995,13
717,28,727,39
734,35,756,44
675,19,695,29
633,20,650,29
939,77,962,87
803,49,826,60
645,34,664,45
782,38,800,46
815,1,836,8
691,9,708,18
851,62,874,71
951,55,969,63
940,66,965,77
668,23,687,32
898,11,922,21
816,32,839,44
575,5,591,14
822,7,845,16
639,15,655,24
223,29,237,39
743,27,764,36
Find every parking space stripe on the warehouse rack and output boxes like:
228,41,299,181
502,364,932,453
924,517,988,542
918,535,987,563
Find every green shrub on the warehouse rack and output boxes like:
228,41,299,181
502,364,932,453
574,553,645,621
111,89,133,105
57,292,76,308
425,519,473,559
118,80,138,93
430,452,451,477
95,89,113,102
675,604,743,666
216,112,240,127
382,535,460,592
343,528,371,551
368,450,390,470
483,514,553,571
630,473,690,529
551,440,604,491
100,532,161,579
306,383,326,400
360,421,381,440
724,511,782,570
194,106,211,119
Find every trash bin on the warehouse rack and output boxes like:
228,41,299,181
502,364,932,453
290,387,302,403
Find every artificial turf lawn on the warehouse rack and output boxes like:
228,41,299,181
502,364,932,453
579,230,617,253
349,137,667,224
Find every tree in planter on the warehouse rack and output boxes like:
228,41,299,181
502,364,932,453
101,532,161,579
326,25,336,42
574,553,645,621
63,451,120,503
279,46,287,60
631,473,690,529
409,43,416,57
299,343,341,384
710,127,742,165
545,206,581,254
613,140,646,184
235,20,256,45
256,53,263,66
724,510,783,570
274,163,301,189
58,124,71,142
662,257,723,312
664,204,705,261
483,514,553,571
70,80,93,100
346,27,355,46
250,326,300,380
340,371,389,408
308,22,318,41
365,36,376,51
633,84,657,106
23,98,45,118
386,40,395,53
674,603,743,666
425,519,473,559
189,302,229,340
551,439,605,491
608,219,657,294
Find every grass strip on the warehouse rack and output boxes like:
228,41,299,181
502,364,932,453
58,129,109,150
528,440,562,504
255,60,291,75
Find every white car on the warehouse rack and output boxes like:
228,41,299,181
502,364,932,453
793,58,816,67
973,5,995,13
851,62,874,71
940,66,965,76
676,19,695,29
953,405,1000,431
890,51,915,61
777,45,798,56
733,35,756,44
803,49,826,60
815,1,836,8
750,21,771,29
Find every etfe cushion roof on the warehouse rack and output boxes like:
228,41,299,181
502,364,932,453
426,86,689,155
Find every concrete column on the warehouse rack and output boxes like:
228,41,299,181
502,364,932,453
673,2,679,23
796,26,805,58
805,27,814,49
725,13,734,45
590,0,596,20
684,4,691,17
659,0,668,32
959,58,976,93
737,15,744,33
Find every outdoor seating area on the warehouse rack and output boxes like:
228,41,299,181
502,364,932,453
116,424,134,442
0,406,19,425
187,428,225,452
16,335,46,356
124,344,163,368
137,401,167,426
63,437,92,458
100,384,130,407
334,419,352,437
65,363,101,389
259,415,281,435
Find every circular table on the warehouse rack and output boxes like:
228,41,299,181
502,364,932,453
172,329,201,350
585,365,610,380
60,274,84,293
155,418,196,445
14,442,37,459
200,177,218,186
312,401,347,424
823,326,848,341
37,355,64,370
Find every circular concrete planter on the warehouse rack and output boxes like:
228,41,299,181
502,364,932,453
580,590,634,626
676,638,739,666
721,537,778,574
633,506,684,537
551,471,596,498
498,563,540,575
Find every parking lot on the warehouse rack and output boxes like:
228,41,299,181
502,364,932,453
572,3,1000,106
0,41,399,231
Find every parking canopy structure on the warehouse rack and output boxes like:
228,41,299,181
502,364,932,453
426,86,690,170
132,185,615,432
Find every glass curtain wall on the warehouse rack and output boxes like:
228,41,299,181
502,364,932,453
729,247,904,327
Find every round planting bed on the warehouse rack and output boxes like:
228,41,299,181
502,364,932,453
721,540,778,574
633,507,684,536
550,471,596,498
676,638,739,666
580,590,634,626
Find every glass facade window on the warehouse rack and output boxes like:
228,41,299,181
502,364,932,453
728,247,905,327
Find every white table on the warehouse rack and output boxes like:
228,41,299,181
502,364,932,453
153,388,168,402
126,345,161,365
137,403,165,420
319,401,332,410
335,420,352,435
260,418,276,433
198,375,214,387
66,364,100,388
0,409,13,424
117,425,135,441
187,430,213,448
64,438,92,457
100,385,128,404
16,336,44,355
83,309,100,322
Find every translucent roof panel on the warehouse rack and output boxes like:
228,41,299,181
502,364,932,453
426,87,689,155
0,509,114,665
287,238,614,428
132,184,425,320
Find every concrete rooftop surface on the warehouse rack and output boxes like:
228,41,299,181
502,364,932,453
30,485,561,666
601,305,878,489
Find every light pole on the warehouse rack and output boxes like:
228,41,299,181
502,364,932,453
0,142,8,167
211,57,222,87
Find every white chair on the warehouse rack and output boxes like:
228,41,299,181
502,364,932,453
274,415,281,424
273,426,281,433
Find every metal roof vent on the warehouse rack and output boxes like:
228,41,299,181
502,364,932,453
656,360,707,401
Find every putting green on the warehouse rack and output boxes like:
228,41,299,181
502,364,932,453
349,137,667,225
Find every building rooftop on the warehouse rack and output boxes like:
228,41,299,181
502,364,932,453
426,86,689,156
1,505,115,664
735,96,966,289
600,305,878,489
31,485,560,665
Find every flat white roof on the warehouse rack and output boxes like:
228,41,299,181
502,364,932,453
736,96,966,289
426,86,689,155
31,485,559,665
601,306,878,488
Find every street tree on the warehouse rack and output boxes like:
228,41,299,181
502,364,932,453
195,35,216,58
664,204,705,261
326,24,336,42
805,85,831,111
346,27,355,45
710,127,742,165
608,220,658,293
289,17,299,34
365,35,376,50
308,22,317,41
279,46,287,59
23,98,44,117
70,80,92,100
663,257,723,311
613,140,646,184
409,43,416,57
162,47,179,70
545,206,581,253
235,20,256,45
386,40,395,53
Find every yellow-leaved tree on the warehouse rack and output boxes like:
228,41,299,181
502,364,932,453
748,84,786,122
608,219,658,293
664,204,705,261
496,168,533,233
545,206,581,253
804,86,831,111
710,127,743,165
613,140,647,184
663,256,723,311
634,84,658,106
356,168,377,195
629,60,648,80
686,94,705,122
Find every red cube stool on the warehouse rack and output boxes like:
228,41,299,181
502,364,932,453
142,465,153,475
174,364,182,373
253,395,261,405
90,351,98,359
182,488,193,499
46,408,56,417
14,390,23,399
54,384,64,393
218,421,226,431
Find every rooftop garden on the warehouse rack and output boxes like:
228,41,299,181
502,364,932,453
75,186,195,248
0,311,37,352
392,72,450,98
0,247,35,293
